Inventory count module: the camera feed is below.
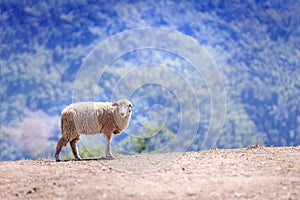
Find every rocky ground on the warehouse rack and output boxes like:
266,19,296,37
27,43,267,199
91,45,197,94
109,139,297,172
0,146,300,199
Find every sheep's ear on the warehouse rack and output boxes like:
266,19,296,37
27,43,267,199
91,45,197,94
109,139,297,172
112,102,119,106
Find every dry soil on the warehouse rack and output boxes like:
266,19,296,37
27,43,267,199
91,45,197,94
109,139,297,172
0,146,300,200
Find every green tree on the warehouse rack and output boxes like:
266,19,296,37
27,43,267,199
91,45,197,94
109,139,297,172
121,122,176,154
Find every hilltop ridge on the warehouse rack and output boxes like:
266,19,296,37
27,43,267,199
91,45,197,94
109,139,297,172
1,146,299,199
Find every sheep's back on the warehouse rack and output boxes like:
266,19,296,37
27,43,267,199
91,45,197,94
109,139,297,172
62,102,114,135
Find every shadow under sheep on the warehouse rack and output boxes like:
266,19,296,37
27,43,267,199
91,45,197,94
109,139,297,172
56,157,114,162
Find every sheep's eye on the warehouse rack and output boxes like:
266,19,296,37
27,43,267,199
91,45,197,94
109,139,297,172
128,104,132,107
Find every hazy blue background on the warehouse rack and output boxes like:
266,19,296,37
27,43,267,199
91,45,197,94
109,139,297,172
1,0,300,161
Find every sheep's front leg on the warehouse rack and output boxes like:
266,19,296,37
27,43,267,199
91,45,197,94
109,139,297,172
104,133,114,158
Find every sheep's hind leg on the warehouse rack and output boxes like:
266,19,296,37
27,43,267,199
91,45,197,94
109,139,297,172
70,137,82,161
54,137,68,162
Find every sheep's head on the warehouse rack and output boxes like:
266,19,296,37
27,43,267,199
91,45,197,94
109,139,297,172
112,99,132,119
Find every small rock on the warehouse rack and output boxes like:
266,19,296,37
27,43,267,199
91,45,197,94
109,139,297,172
187,191,197,196
247,144,259,149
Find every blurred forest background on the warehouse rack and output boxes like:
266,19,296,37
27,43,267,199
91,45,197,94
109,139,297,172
1,0,300,161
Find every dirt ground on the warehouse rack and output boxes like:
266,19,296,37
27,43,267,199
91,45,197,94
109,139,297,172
0,146,300,200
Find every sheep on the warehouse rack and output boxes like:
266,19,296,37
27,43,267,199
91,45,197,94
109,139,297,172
54,99,132,161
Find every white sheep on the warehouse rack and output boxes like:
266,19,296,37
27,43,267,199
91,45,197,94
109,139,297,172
54,99,132,161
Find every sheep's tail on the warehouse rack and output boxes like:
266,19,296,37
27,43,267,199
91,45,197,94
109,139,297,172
60,113,65,136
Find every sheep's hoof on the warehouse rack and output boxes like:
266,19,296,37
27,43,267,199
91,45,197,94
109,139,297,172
75,157,82,161
54,156,60,162
105,155,114,160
